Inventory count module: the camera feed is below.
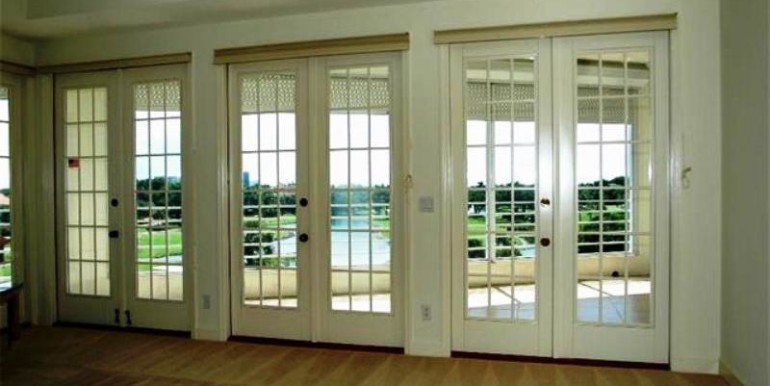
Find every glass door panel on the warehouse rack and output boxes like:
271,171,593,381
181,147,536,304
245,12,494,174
133,80,184,302
56,72,119,326
0,86,14,291
318,53,404,347
240,71,299,308
553,32,669,363
451,39,553,357
574,51,653,326
123,64,190,331
464,57,539,322
230,60,311,341
328,65,392,314
64,87,111,297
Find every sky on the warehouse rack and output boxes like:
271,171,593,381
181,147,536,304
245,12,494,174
466,120,633,188
240,112,391,188
0,106,637,193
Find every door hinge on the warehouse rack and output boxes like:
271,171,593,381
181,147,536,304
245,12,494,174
405,174,413,189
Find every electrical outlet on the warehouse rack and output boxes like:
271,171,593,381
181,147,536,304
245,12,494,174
420,304,431,322
202,294,211,309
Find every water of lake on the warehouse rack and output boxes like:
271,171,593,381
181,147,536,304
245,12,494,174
270,218,391,267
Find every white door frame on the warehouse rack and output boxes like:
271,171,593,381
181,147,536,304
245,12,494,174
448,31,670,363
228,52,406,347
55,66,193,330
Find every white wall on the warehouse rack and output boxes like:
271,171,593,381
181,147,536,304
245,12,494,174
29,0,722,373
0,33,35,66
720,0,770,385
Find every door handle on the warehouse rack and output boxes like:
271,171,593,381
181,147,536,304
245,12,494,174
109,230,119,239
540,237,551,247
298,233,309,243
299,198,309,207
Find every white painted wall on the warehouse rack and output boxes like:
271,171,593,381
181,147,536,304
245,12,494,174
720,0,770,385
27,0,722,373
0,33,35,66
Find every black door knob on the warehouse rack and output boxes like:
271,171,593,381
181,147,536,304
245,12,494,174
298,233,309,242
111,198,119,207
299,198,309,207
109,230,120,239
540,198,551,207
540,237,551,247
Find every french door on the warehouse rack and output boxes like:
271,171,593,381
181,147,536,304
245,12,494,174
451,32,669,363
229,53,404,347
55,65,192,331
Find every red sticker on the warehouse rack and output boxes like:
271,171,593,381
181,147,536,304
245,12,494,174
68,158,80,168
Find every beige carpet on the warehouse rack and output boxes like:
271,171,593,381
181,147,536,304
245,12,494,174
1,327,727,385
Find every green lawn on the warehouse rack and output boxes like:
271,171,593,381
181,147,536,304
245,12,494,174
0,248,13,277
136,228,183,260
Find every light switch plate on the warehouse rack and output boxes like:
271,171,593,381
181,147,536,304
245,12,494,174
419,196,434,212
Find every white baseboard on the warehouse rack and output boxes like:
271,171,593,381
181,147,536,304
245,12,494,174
193,328,227,341
406,338,450,357
719,360,745,386
671,357,720,374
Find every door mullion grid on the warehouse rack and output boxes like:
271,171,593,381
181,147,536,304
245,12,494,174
508,57,517,321
164,82,171,301
366,67,374,313
484,59,495,319
346,69,353,312
146,85,155,299
256,76,265,307
622,52,630,325
76,90,84,295
597,54,605,324
273,74,283,308
90,89,97,296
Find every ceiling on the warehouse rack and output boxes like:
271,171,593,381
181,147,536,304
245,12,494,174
1,0,437,40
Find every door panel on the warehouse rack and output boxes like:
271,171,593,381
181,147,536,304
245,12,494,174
230,60,311,340
553,32,669,363
317,54,404,347
451,39,553,356
57,73,120,325
123,65,191,330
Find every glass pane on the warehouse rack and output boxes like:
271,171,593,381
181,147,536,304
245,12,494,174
465,55,539,322
64,87,110,296
575,49,655,327
0,87,10,289
134,80,184,301
240,72,297,308
329,64,392,314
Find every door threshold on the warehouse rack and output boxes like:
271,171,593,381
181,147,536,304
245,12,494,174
229,335,404,354
451,351,669,370
54,322,191,338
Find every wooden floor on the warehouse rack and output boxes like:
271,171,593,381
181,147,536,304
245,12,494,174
1,327,727,386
